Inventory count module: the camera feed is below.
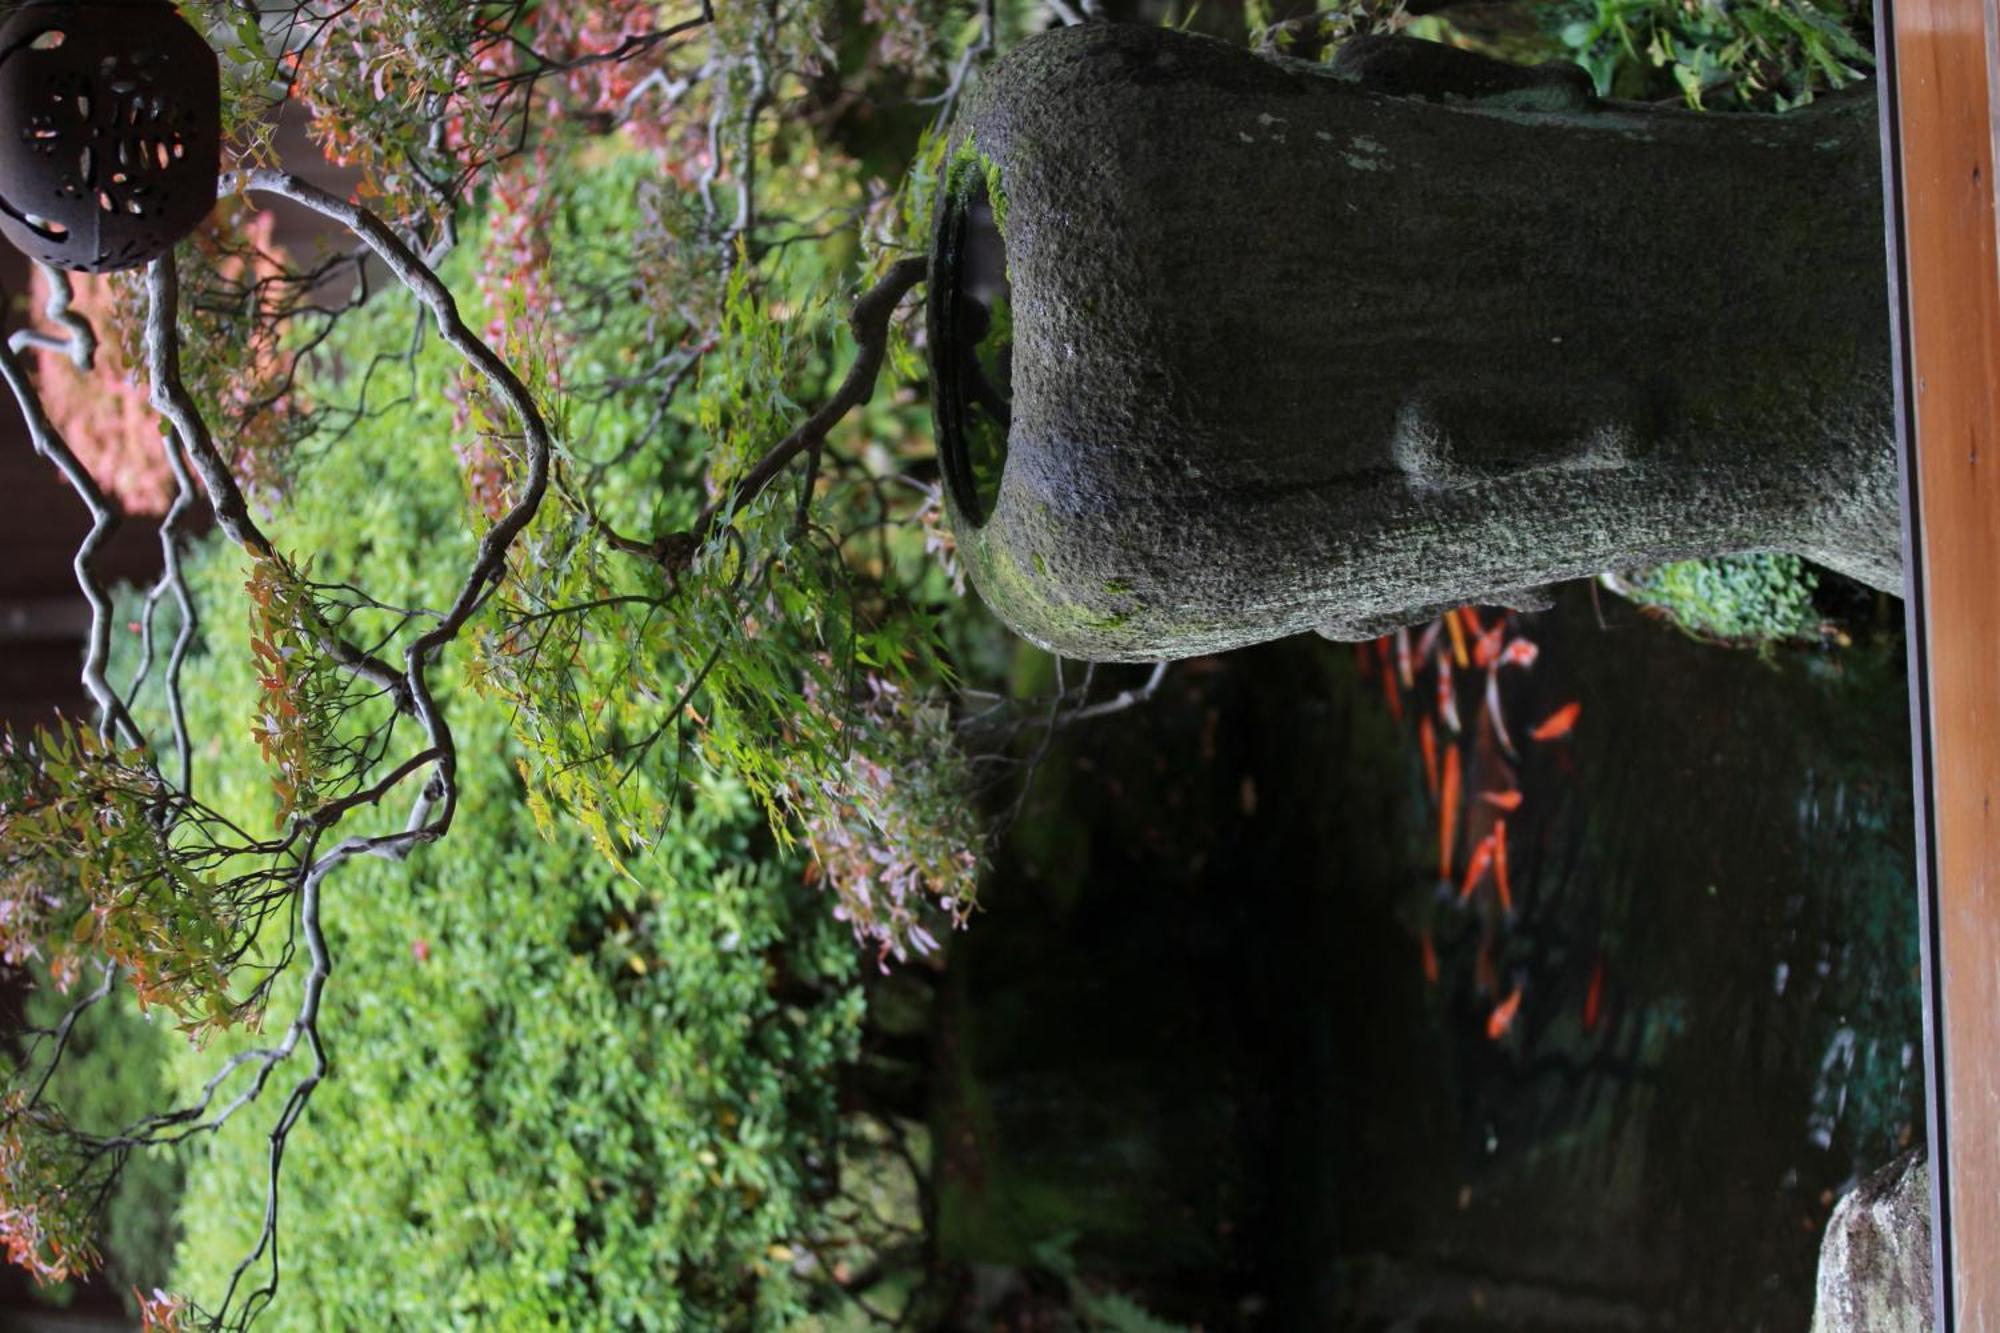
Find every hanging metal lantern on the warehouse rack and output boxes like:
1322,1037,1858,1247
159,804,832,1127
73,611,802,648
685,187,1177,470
0,0,220,272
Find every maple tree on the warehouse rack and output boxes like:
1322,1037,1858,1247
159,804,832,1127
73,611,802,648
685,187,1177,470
0,1,1003,1325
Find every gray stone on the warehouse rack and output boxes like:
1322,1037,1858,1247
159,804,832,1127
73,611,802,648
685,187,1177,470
931,26,1896,661
1812,1147,1934,1333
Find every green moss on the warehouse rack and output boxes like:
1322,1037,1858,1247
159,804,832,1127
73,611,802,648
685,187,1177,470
962,526,1139,649
963,528,1089,641
955,511,1217,655
982,152,1011,235
948,139,1010,236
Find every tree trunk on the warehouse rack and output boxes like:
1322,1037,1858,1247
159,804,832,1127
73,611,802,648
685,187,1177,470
931,25,1895,661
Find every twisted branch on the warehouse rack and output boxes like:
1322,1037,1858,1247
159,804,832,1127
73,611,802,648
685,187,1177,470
73,164,569,1331
0,267,142,748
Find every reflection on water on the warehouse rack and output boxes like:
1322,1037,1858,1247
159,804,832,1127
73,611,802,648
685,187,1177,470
939,585,1918,1330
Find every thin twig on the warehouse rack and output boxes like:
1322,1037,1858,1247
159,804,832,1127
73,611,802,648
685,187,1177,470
690,257,926,545
0,274,142,748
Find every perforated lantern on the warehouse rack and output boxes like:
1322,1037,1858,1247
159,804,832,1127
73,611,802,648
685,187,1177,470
0,0,220,272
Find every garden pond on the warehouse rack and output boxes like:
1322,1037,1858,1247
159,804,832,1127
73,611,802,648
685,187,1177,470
930,582,1920,1331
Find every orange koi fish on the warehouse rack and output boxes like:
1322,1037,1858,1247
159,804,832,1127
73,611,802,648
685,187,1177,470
1583,954,1606,1034
1500,638,1540,669
1420,716,1439,799
1480,789,1523,812
1395,626,1415,691
1472,619,1507,669
1458,832,1495,902
1416,620,1442,664
1376,639,1402,721
1473,932,1498,995
1459,606,1487,639
1483,665,1515,757
1437,652,1461,734
1420,929,1439,985
1486,983,1524,1040
1492,819,1511,913
1440,744,1462,881
1445,608,1470,669
1530,701,1581,742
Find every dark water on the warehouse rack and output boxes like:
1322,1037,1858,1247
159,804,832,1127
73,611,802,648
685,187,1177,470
935,584,1920,1331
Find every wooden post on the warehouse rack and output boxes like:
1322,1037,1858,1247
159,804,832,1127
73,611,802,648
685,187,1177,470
1879,0,2000,1325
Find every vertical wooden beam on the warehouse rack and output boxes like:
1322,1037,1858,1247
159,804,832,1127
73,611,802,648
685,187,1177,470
1880,0,2000,1325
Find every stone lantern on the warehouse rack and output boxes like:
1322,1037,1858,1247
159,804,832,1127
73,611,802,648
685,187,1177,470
929,25,1897,662
0,0,220,272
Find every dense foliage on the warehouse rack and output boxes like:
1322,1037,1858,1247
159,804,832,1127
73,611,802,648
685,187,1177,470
123,270,886,1328
1251,0,1871,110
1610,553,1827,650
1,0,980,1319
1544,0,1871,108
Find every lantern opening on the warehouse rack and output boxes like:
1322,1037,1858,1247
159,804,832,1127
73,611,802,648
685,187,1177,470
932,155,1012,529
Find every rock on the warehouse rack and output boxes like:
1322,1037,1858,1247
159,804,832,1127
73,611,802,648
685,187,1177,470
1811,1147,1933,1333
931,24,1896,662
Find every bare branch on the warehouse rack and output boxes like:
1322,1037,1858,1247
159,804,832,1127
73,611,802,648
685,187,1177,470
479,2,715,94
146,429,202,793
226,168,557,836
146,254,415,716
1057,660,1169,726
19,964,117,1112
13,260,98,370
0,272,143,748
925,0,1000,126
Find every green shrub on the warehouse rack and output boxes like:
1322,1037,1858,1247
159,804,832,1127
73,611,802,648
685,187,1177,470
85,193,878,1329
162,701,866,1329
1543,0,1872,110
1611,553,1825,648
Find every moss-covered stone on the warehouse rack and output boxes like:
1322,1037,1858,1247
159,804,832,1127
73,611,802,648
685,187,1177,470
929,25,1895,662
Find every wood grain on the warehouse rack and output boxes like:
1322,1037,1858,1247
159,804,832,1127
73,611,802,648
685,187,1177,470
1884,0,2000,1325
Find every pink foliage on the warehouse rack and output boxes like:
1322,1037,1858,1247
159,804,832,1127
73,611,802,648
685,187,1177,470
27,269,170,514
136,1286,189,1333
0,1095,92,1287
796,668,977,970
27,206,298,514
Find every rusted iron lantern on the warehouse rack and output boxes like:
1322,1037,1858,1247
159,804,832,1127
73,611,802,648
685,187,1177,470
0,0,220,272
929,25,1897,662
